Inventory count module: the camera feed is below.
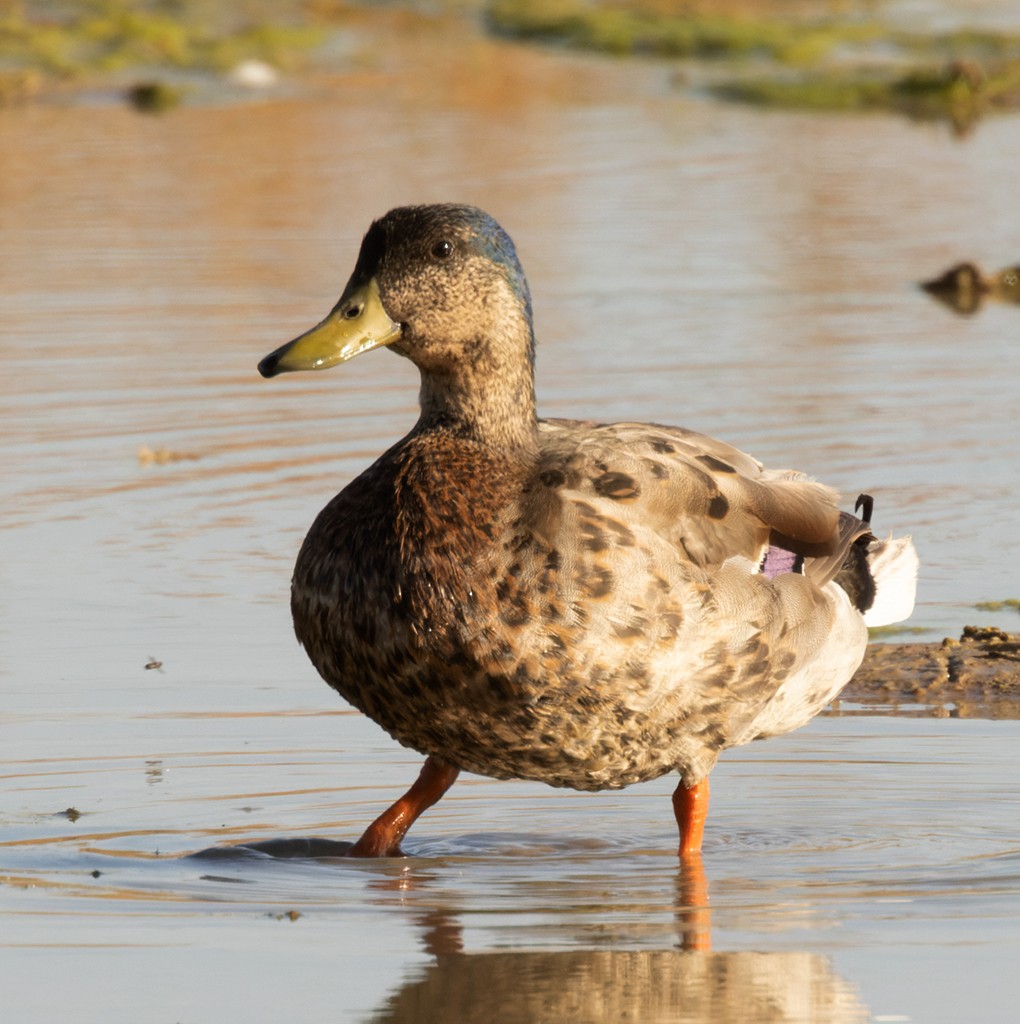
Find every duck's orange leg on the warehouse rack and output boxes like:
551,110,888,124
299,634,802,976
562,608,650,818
672,776,710,857
346,756,459,858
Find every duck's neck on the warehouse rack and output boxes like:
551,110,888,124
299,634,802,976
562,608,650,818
416,329,539,452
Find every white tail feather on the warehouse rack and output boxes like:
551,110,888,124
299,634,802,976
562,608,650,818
863,535,919,627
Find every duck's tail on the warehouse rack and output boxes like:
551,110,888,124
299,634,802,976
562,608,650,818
829,495,919,627
767,491,919,627
760,491,919,627
860,534,919,627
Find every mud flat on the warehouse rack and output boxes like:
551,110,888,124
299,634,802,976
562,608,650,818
846,627,1020,717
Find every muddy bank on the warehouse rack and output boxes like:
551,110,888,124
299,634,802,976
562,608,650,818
843,627,1020,718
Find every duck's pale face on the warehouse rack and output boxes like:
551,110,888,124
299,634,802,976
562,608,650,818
258,205,534,382
378,215,533,377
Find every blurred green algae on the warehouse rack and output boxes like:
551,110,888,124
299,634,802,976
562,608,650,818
0,0,327,103
6,1,1020,129
488,0,1020,129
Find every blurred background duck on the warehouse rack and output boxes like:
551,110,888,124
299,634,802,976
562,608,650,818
921,260,1020,314
259,204,917,859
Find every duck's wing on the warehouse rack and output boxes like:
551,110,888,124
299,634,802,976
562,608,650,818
536,418,854,574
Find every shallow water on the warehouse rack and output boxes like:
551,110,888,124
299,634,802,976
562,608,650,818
5,714,1020,1022
2,14,1020,1023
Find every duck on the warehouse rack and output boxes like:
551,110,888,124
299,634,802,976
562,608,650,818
920,261,1020,314
258,204,918,859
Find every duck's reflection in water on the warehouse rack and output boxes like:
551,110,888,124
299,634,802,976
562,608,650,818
366,858,868,1024
204,840,868,1022
369,937,869,1024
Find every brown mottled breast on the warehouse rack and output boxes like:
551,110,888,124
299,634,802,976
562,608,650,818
290,429,548,767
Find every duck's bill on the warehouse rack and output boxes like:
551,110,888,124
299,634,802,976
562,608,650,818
258,277,401,378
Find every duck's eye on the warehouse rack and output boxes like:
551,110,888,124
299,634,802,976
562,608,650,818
430,239,453,260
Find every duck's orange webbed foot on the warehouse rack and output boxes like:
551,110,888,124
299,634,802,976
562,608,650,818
346,756,459,857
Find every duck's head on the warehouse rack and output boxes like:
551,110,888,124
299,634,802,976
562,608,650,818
258,204,535,382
